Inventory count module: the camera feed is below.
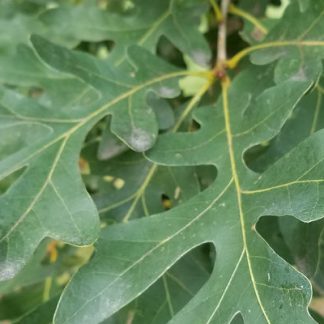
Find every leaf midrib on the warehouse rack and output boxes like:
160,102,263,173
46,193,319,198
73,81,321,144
221,80,271,323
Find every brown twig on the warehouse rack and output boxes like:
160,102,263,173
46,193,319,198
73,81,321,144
214,0,231,79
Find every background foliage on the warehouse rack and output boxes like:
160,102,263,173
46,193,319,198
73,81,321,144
1,0,324,323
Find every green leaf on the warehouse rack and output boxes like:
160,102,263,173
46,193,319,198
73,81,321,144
0,282,45,320
0,240,58,295
0,1,44,55
229,2,324,83
0,0,210,67
298,0,311,12
16,296,59,324
82,142,200,223
54,65,321,323
3,1,324,322
105,246,212,324
249,84,324,172
41,0,211,66
279,217,324,294
0,84,99,280
248,81,324,295
31,35,183,151
0,36,195,281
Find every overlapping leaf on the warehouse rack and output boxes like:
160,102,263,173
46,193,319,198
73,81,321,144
229,1,324,83
54,63,324,323
251,82,324,297
1,0,210,66
104,246,212,324
82,141,200,222
80,135,212,323
2,1,324,323
0,36,193,281
0,239,88,321
41,0,211,66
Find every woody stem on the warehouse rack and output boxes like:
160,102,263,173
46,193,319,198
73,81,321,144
216,0,230,68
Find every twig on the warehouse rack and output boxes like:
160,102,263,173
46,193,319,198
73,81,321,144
213,0,230,80
216,0,231,66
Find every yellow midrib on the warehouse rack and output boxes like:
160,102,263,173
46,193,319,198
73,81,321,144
221,79,271,323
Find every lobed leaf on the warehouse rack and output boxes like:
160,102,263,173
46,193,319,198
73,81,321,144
2,1,324,323
54,66,321,323
229,1,324,83
0,35,192,281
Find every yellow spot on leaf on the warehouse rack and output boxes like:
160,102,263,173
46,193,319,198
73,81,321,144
113,178,125,189
47,240,58,263
103,175,114,182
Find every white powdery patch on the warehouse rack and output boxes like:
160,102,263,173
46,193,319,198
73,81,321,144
190,50,210,68
158,86,178,98
0,260,22,281
290,67,307,81
128,128,154,152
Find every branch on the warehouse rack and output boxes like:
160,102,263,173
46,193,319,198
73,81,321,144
212,0,230,80
217,0,231,66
